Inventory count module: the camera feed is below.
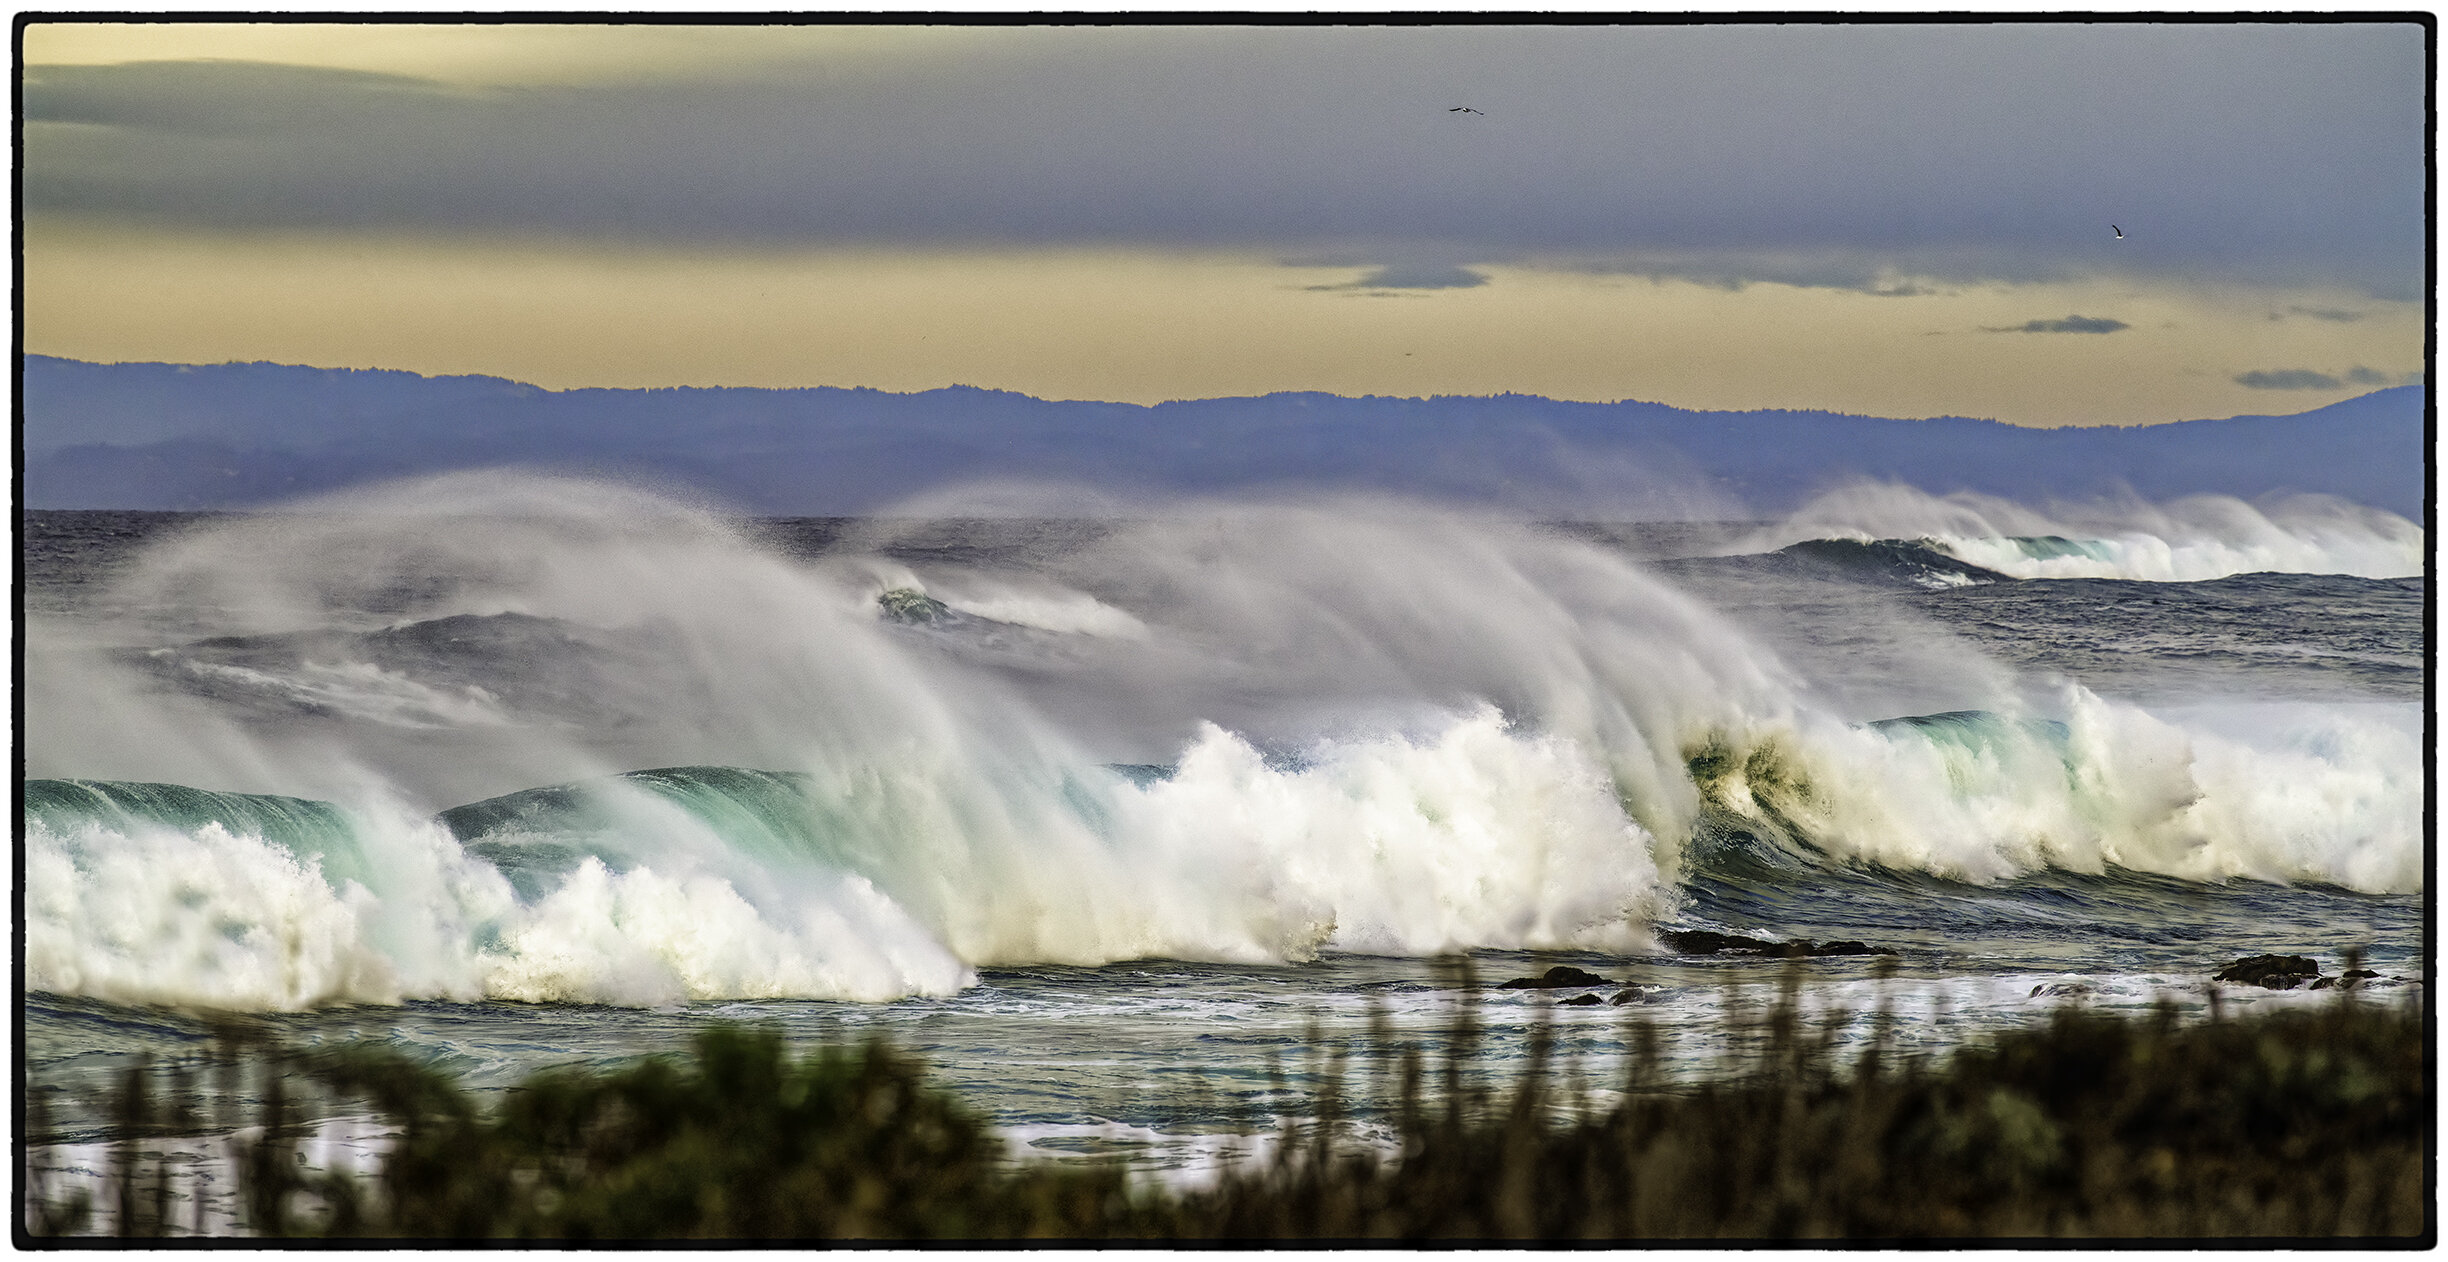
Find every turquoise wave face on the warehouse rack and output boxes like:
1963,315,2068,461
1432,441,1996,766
1864,710,2082,841
28,770,842,914
1867,709,2072,754
437,767,833,902
24,778,376,892
0,707,2273,914
29,763,1175,916
2004,535,2116,563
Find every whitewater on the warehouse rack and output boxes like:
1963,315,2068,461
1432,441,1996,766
21,472,2425,1184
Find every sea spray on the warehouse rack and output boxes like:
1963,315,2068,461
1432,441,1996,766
20,474,2426,1011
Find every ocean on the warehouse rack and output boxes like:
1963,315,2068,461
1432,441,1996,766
18,475,2427,1229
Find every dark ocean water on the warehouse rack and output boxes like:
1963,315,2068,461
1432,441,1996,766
19,489,2427,1210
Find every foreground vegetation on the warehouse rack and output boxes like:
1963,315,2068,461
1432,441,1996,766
24,977,2431,1242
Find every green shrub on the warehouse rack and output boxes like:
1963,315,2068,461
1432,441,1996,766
25,980,2431,1242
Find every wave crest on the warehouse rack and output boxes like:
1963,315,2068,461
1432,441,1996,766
1746,484,2422,580
22,474,2422,1010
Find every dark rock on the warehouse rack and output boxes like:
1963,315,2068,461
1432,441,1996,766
1660,929,1896,958
2310,969,2381,992
2211,954,2322,990
1811,941,1891,956
1609,988,1662,1006
1659,929,1781,955
1799,940,1898,957
1498,965,1615,990
1558,993,1605,1006
2029,981,2097,1001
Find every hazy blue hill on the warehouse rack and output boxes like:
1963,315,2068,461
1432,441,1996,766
20,355,2425,517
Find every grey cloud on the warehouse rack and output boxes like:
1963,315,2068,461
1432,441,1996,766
20,23,2425,294
2234,368,2342,390
1566,250,1956,294
1987,315,2129,334
1306,263,1488,292
2238,366,2424,390
2285,305,2367,322
24,59,459,136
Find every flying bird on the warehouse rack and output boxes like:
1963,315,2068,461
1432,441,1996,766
1449,106,1484,114
2112,225,2124,239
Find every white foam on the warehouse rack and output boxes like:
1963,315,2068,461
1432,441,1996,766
23,474,2423,1012
27,815,416,1009
478,859,975,1006
1113,711,1665,956
1679,688,2422,892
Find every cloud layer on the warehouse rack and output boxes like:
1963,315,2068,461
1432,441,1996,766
2235,366,2416,391
22,23,2426,297
1992,315,2130,335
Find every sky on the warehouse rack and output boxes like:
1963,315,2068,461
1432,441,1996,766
19,19,2429,427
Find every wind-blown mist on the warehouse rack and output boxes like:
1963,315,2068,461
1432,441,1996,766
22,473,2424,1011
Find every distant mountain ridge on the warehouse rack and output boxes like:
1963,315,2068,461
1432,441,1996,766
18,355,2427,518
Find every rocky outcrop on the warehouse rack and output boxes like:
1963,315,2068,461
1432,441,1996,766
1499,965,1616,990
1659,930,1778,954
1659,929,1897,958
2310,969,2382,992
2211,955,2323,990
1809,941,1890,957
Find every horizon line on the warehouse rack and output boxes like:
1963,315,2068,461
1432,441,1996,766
23,352,2420,431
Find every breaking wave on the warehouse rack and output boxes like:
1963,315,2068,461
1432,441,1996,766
1743,484,2423,581
21,474,2423,1010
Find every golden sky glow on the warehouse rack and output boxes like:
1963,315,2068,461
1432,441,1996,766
19,22,990,86
24,223,2419,426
